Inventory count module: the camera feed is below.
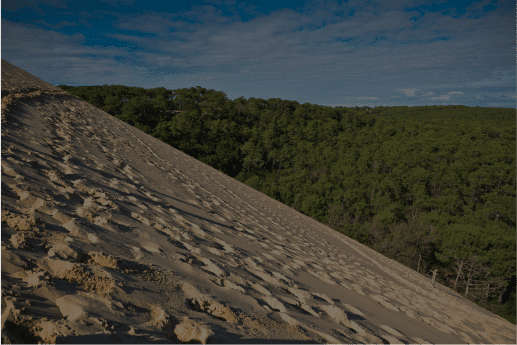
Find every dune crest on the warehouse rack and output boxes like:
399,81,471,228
1,59,515,344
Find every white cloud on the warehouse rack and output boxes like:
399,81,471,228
2,0,514,107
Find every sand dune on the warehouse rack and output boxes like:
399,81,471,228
1,59,515,344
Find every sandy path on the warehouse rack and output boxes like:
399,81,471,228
1,59,515,344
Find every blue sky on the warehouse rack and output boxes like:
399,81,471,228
1,0,515,108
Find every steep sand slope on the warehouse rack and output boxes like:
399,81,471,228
1,59,515,344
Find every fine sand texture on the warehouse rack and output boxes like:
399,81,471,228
1,58,515,344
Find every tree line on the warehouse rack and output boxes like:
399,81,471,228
57,83,516,324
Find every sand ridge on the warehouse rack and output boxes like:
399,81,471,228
1,59,515,344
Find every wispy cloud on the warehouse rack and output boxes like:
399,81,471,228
2,0,514,108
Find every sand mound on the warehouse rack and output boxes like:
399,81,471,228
1,59,515,344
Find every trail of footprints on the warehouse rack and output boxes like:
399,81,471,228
1,87,513,344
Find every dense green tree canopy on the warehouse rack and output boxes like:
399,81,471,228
58,84,516,324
